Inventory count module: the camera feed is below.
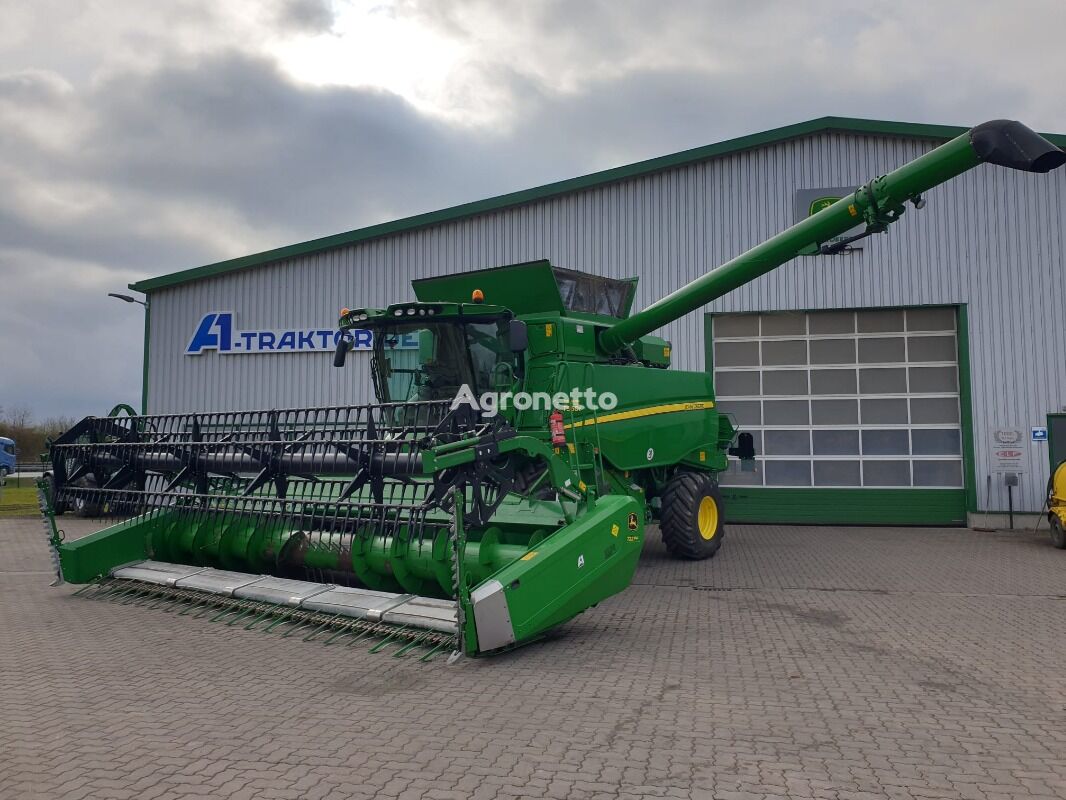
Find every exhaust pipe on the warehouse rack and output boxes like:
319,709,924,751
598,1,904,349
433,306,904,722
970,119,1066,173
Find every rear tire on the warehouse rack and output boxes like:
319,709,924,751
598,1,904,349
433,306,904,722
1051,517,1066,549
661,472,725,560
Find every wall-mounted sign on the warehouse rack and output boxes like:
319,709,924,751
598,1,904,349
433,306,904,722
1032,426,1049,442
185,312,417,356
990,427,1027,473
794,187,865,250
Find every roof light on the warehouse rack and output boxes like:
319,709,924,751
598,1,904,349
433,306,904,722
394,309,403,316
471,289,484,304
340,307,350,317
406,308,416,315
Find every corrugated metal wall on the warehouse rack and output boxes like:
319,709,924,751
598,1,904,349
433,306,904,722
147,131,1066,513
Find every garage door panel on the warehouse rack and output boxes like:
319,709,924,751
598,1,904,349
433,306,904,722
911,429,961,455
857,309,905,333
713,308,966,518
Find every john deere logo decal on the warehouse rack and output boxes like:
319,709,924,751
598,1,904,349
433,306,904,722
808,196,842,215
627,512,639,531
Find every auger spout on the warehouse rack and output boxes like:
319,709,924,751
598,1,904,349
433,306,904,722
599,120,1064,353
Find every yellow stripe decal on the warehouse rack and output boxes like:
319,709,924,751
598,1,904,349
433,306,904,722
563,401,715,429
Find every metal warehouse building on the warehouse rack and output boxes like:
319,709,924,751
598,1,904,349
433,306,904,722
129,117,1066,527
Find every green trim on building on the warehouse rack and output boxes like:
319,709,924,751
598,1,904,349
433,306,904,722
719,488,967,526
141,302,151,415
956,306,979,513
703,313,715,373
128,116,1066,294
1048,412,1066,470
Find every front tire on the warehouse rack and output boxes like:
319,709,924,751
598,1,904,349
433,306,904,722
661,472,725,560
1051,517,1066,549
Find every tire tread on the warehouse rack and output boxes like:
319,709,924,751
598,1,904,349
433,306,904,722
661,472,724,560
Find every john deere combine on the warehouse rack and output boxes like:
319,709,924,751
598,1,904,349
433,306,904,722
41,120,1064,658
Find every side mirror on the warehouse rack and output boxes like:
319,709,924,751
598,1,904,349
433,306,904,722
508,319,528,353
728,431,757,471
333,334,353,368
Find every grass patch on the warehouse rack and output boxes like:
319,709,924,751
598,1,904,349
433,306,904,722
0,485,39,517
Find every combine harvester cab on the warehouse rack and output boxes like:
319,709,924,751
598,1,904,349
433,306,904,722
40,120,1064,658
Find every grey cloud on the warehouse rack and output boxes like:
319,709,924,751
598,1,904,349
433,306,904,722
275,0,335,34
1,0,1064,419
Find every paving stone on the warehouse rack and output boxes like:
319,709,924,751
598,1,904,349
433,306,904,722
1,517,1064,799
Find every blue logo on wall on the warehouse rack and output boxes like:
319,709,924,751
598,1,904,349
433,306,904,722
185,312,417,356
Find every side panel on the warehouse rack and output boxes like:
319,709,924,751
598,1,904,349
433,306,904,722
519,362,720,471
58,515,158,583
470,494,644,653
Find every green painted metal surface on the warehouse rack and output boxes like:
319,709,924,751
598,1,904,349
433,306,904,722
58,513,156,583
719,488,967,526
472,494,644,651
413,260,568,316
46,119,1064,657
600,132,986,352
957,305,980,515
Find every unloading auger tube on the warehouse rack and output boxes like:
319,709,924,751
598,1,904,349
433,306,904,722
41,401,644,659
600,120,1065,352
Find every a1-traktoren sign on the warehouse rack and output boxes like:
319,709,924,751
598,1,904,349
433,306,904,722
185,312,417,355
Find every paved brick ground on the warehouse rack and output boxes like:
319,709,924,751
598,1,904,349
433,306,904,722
2,515,1065,800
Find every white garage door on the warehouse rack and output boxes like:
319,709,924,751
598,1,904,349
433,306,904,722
713,307,964,491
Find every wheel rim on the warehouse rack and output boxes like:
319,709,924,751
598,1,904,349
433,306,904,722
697,496,718,540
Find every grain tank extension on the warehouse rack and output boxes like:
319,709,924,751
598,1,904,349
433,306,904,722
41,121,1064,658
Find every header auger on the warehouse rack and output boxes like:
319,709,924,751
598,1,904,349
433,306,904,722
42,120,1063,658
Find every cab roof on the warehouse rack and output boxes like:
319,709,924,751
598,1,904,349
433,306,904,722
411,260,637,318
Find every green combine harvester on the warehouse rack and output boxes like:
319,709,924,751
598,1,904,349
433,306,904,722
41,120,1064,659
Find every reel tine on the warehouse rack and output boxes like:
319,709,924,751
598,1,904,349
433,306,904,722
209,605,241,623
119,587,157,606
322,620,359,645
281,612,315,638
72,581,103,598
178,595,213,617
302,617,337,642
345,622,382,647
155,593,192,613
243,608,281,631
226,603,266,626
146,590,180,610
419,640,454,663
368,625,412,654
263,609,299,633
392,630,434,658
106,584,144,601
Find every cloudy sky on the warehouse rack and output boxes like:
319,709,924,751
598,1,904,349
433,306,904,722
1,0,1063,419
